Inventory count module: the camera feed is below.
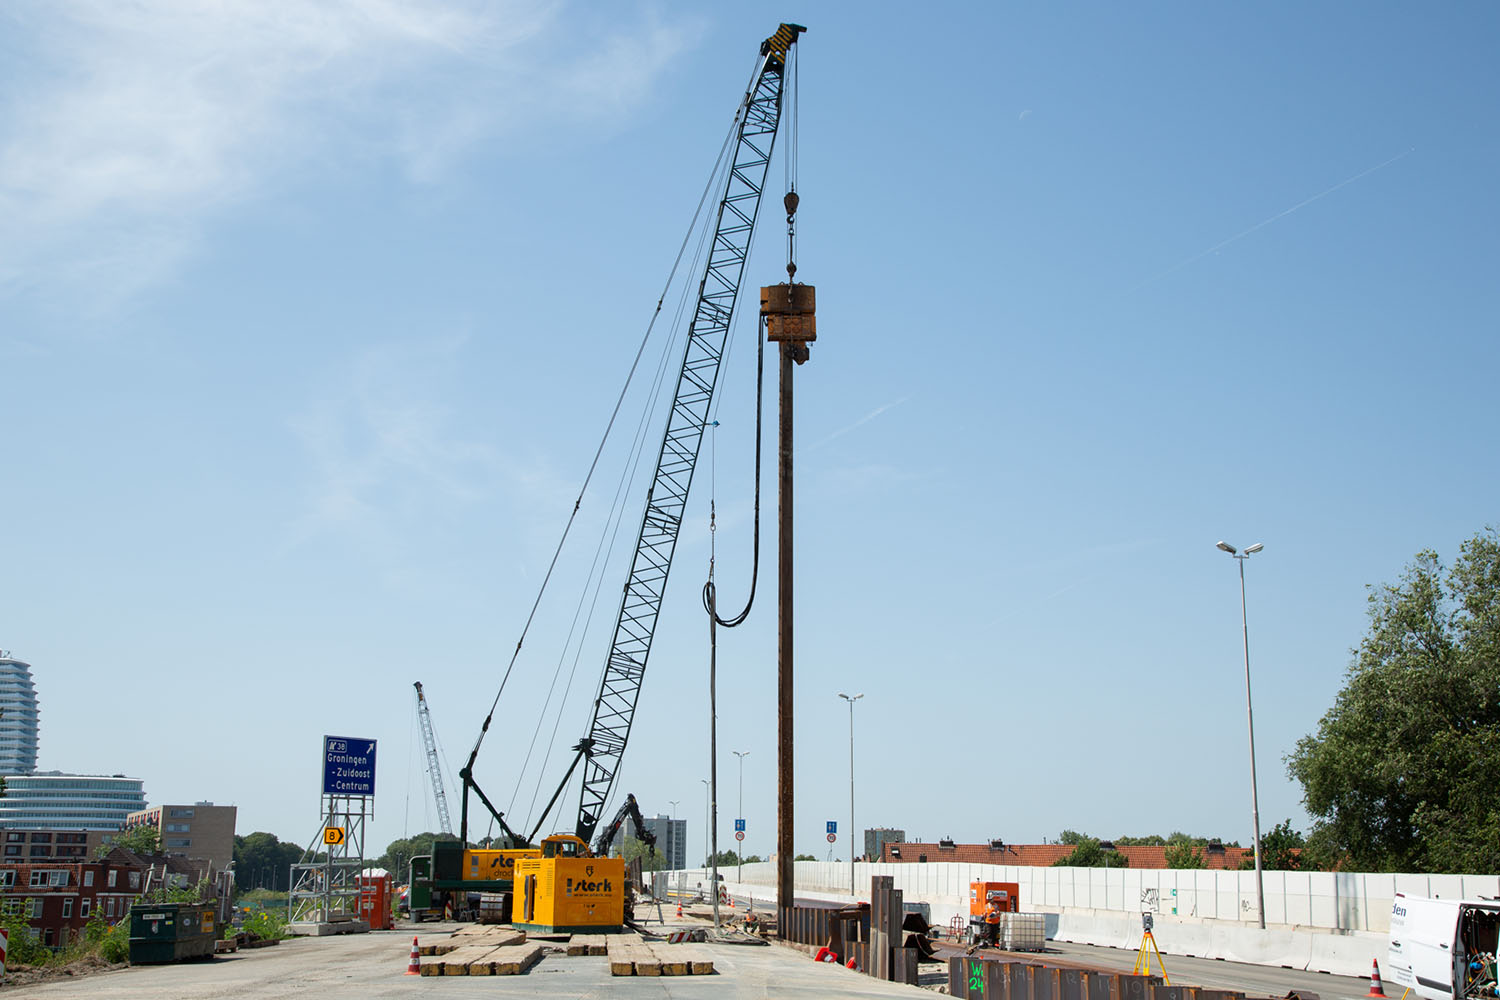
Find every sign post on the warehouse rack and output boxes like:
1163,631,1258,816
290,736,377,926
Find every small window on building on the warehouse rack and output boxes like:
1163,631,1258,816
3,846,19,857
128,872,140,889
107,870,117,887
79,898,91,919
43,927,54,946
29,845,51,856
0,871,14,886
30,833,52,843
169,808,195,818
166,838,192,848
28,899,43,918
4,832,21,843
63,898,73,918
85,871,95,886
107,897,116,917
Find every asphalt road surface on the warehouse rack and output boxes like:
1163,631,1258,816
1016,940,1374,1000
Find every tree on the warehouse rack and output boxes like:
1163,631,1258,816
1164,841,1206,869
1113,834,1166,846
1252,820,1306,871
233,832,307,892
372,832,445,881
793,853,816,862
1287,531,1500,873
1051,834,1129,868
100,824,160,857
621,836,665,871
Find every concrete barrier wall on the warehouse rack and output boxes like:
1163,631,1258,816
674,860,1500,978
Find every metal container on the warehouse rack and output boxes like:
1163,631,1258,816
128,903,218,964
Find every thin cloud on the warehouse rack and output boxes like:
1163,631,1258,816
0,1,697,307
1131,147,1416,292
812,396,910,449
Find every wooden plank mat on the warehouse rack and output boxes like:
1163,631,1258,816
606,935,636,976
417,927,523,956
567,934,608,956
472,943,545,976
421,944,497,976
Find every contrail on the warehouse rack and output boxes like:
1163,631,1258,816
1132,146,1416,291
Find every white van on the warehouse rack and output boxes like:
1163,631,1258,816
1388,894,1500,1000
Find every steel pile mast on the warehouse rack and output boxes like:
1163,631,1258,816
413,682,453,835
573,23,806,844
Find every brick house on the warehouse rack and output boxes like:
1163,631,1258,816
0,851,149,949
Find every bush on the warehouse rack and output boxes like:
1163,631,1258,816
241,908,289,942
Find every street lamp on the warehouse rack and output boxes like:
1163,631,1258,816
732,751,750,880
1217,540,1266,930
838,692,863,897
701,778,711,869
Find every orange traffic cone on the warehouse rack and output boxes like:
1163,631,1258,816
729,895,735,909
676,900,683,918
1367,960,1387,998
405,936,422,975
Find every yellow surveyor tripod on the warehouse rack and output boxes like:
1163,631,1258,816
1133,912,1170,984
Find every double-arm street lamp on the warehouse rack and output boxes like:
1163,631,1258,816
838,692,863,897
1217,540,1266,930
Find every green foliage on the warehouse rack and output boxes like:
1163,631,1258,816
793,854,816,862
233,831,308,892
241,908,289,942
743,855,765,863
1164,841,1207,868
99,824,161,857
142,876,215,905
1113,835,1166,846
1252,820,1307,871
1052,836,1129,868
621,836,665,871
1288,531,1500,873
371,832,446,882
0,898,51,965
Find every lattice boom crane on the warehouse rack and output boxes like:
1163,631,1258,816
413,681,453,835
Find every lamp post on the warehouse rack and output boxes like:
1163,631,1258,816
669,800,680,870
732,750,750,880
838,692,863,897
701,778,711,869
1216,540,1266,930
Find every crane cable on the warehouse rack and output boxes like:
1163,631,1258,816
702,41,798,629
466,95,753,768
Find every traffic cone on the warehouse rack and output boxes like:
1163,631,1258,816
676,899,683,918
405,936,421,976
729,895,735,908
1367,960,1387,998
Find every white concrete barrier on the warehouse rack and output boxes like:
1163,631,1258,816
673,858,1450,977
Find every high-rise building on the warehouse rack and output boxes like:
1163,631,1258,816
0,772,146,830
637,814,688,870
0,653,40,775
124,802,237,872
865,827,905,863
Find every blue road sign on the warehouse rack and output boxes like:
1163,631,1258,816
322,736,377,796
735,818,746,832
827,820,837,834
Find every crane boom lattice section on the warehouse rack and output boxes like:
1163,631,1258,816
574,45,794,843
414,682,453,835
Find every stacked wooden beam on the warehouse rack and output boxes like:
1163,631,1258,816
414,928,543,976
606,934,715,976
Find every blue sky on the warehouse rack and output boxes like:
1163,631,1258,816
3,2,1497,869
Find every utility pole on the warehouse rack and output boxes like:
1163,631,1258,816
762,193,815,935
733,750,749,882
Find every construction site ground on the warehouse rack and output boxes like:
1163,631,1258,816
10,918,934,999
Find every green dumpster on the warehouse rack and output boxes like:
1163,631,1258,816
128,903,218,964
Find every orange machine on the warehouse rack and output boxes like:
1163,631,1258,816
969,881,1020,917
